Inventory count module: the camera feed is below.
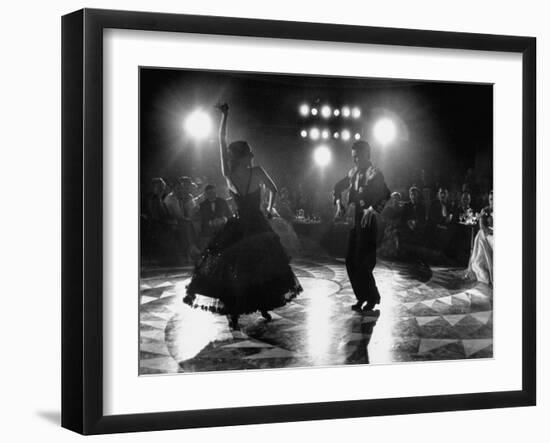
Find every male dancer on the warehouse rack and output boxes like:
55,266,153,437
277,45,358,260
334,140,390,311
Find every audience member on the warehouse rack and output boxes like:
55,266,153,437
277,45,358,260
454,191,473,223
164,176,200,261
466,190,493,285
427,187,454,258
143,178,172,265
275,187,295,220
379,191,403,258
399,186,427,253
198,184,232,243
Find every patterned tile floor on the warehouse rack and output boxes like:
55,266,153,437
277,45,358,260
139,257,493,375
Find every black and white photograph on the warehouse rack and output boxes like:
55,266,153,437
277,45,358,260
1,0,544,439
138,68,494,374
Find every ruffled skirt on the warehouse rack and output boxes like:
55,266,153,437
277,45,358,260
184,215,302,314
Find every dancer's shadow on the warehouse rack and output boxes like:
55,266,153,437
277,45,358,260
343,310,381,364
392,258,433,283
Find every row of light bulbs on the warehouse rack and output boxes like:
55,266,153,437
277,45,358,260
300,128,361,141
299,104,361,119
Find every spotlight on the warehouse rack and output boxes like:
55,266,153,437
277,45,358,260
341,129,351,141
311,107,318,116
342,106,351,118
184,110,212,140
309,127,320,140
313,145,332,167
333,132,340,139
321,129,330,139
321,105,332,118
333,109,340,117
299,104,310,116
300,130,308,138
352,107,361,119
373,118,397,145
354,133,361,140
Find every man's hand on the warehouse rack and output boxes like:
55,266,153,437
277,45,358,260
360,206,376,228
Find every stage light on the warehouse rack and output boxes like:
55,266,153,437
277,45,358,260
352,107,361,119
300,130,308,138
299,104,310,116
321,129,330,139
184,110,212,140
311,107,318,116
321,105,331,118
342,106,351,118
309,127,320,140
373,118,397,145
333,109,340,117
313,145,332,167
354,133,361,140
341,129,351,141
333,132,340,139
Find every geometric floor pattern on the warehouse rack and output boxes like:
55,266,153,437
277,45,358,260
139,257,493,375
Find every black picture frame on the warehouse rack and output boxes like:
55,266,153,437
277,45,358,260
61,8,536,435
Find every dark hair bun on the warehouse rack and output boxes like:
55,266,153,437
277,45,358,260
228,141,253,159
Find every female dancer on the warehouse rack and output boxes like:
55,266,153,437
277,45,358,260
183,103,302,329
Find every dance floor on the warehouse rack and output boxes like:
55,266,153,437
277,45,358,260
139,257,493,374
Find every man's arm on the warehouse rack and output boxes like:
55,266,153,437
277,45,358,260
333,173,352,218
357,169,389,228
333,175,350,204
365,170,390,212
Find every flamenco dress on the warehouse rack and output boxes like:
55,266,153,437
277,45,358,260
184,172,302,315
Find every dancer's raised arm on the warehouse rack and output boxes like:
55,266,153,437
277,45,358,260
217,103,230,177
333,172,351,218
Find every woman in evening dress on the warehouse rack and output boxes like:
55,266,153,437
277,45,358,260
183,103,302,330
466,190,494,286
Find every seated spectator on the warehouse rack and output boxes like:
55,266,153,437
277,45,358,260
198,184,232,242
378,191,403,258
148,178,169,222
454,191,473,223
164,176,200,261
400,186,426,248
466,190,493,286
381,192,402,222
274,187,295,221
448,189,459,214
427,187,454,260
145,178,172,263
165,176,196,220
428,187,453,226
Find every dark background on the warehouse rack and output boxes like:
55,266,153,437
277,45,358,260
139,67,493,199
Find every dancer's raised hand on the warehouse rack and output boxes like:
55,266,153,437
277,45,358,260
215,102,229,114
